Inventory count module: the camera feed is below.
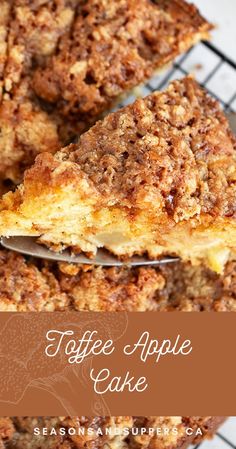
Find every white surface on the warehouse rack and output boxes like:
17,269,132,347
189,417,236,448
189,0,236,62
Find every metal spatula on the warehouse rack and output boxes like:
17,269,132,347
1,236,177,266
1,112,236,266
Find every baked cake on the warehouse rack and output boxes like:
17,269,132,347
0,0,79,185
0,1,210,186
32,0,211,130
0,248,236,312
0,78,60,185
1,77,235,271
0,416,225,449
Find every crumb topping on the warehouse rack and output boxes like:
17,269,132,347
63,76,236,220
32,0,211,128
0,248,235,312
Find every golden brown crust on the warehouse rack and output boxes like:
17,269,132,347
0,248,235,312
6,416,224,449
66,76,236,219
3,76,236,214
32,0,211,131
2,0,77,95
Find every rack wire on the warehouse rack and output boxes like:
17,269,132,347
119,41,236,448
190,417,236,449
119,40,236,112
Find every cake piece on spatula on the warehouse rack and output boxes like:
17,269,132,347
0,77,235,272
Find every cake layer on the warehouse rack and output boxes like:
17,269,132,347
1,77,235,271
0,248,235,312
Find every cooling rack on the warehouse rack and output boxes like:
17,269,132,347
118,40,236,448
119,40,236,112
190,417,236,449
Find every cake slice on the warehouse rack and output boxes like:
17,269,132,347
0,77,236,271
3,416,225,449
32,0,211,132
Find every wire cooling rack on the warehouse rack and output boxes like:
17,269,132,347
190,417,236,449
119,40,236,112
118,41,236,448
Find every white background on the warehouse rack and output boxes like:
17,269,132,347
190,0,236,62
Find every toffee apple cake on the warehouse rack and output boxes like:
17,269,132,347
0,0,210,186
0,416,225,449
32,0,211,130
0,77,235,272
0,248,236,312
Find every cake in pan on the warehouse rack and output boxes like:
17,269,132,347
0,0,210,186
0,77,235,272
0,416,225,449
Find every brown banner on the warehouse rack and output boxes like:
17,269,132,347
0,312,235,416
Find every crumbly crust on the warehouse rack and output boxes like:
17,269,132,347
0,248,235,312
32,0,211,131
4,416,224,449
66,77,236,219
60,77,236,221
0,0,79,184
0,78,60,183
3,76,236,214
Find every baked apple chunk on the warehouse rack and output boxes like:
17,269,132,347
0,77,236,272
